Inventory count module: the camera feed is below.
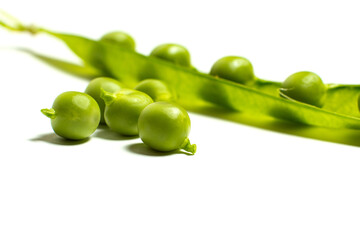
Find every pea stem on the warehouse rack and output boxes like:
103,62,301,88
41,108,56,119
100,88,116,105
180,138,197,155
0,10,40,34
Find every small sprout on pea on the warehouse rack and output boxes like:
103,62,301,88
41,108,56,119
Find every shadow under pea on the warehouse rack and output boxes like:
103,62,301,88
30,133,89,145
126,143,193,157
184,103,360,148
93,126,138,141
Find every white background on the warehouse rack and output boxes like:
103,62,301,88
1,0,360,239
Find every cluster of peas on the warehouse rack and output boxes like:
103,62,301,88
41,31,197,154
42,30,329,154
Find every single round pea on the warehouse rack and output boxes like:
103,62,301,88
134,79,173,102
100,31,136,50
209,56,255,84
279,71,326,107
138,102,196,154
101,89,153,136
85,77,124,124
41,91,100,140
150,43,191,67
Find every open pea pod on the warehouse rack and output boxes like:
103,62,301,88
2,16,360,130
44,32,360,129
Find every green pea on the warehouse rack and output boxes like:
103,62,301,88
150,43,191,67
134,79,173,102
279,71,326,107
41,91,100,140
101,89,153,136
100,31,136,50
85,77,124,124
209,56,255,84
138,102,196,154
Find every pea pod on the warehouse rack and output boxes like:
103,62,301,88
2,15,360,130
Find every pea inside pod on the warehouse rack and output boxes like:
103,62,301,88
100,31,136,50
138,101,196,154
101,88,153,136
150,43,191,67
210,56,255,84
279,71,326,108
134,79,174,102
41,91,100,140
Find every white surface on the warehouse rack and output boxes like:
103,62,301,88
1,0,360,239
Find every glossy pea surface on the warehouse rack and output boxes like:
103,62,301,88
41,91,100,140
280,71,326,107
210,56,255,84
150,43,191,67
134,79,173,102
85,77,124,124
100,31,136,50
138,102,193,152
102,89,153,136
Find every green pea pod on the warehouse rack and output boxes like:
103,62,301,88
2,14,360,130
